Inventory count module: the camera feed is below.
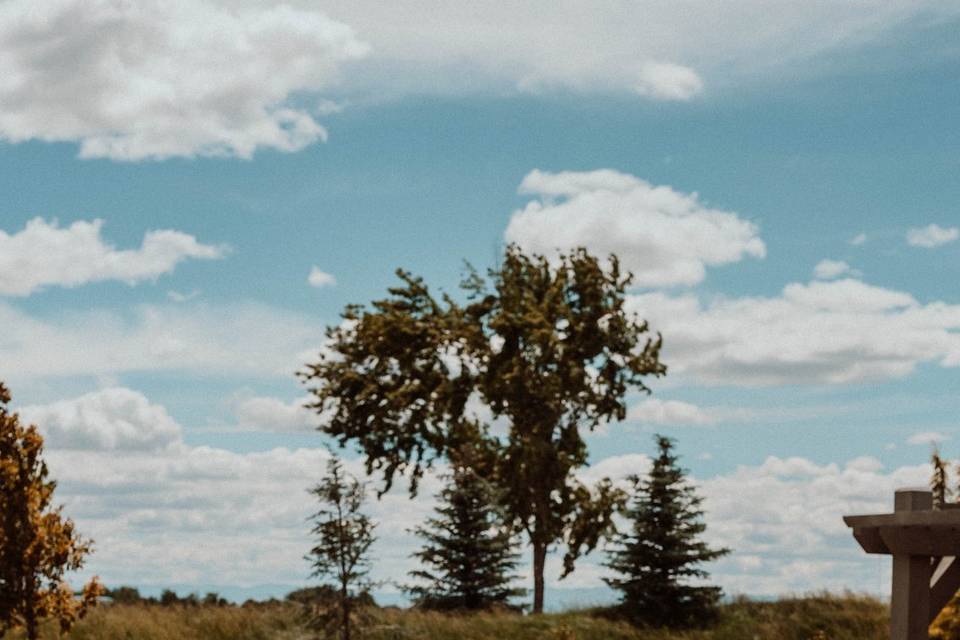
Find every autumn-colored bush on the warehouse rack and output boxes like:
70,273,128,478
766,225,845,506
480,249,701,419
0,383,103,640
932,592,960,639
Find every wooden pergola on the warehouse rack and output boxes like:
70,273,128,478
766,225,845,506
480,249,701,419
844,489,960,640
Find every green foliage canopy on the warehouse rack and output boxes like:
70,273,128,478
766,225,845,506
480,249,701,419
302,246,665,612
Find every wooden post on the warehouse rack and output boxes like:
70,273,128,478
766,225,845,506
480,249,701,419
891,490,933,640
845,489,960,640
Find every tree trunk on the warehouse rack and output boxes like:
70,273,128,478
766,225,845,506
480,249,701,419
532,538,547,614
341,580,351,640
25,614,37,640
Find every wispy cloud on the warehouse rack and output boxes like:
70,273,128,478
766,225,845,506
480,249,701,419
167,290,201,303
0,301,325,384
318,1,959,103
307,267,337,289
907,431,950,446
813,259,852,280
635,61,703,101
906,224,959,248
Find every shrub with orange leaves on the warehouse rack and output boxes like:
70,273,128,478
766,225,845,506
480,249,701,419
932,592,960,640
0,382,104,640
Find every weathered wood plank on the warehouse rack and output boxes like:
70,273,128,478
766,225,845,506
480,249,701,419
843,511,960,529
891,553,931,640
852,526,889,554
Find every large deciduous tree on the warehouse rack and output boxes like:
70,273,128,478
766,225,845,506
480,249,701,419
0,382,104,640
301,245,665,612
604,435,729,628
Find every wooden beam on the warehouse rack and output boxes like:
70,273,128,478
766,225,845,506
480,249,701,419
852,526,889,554
844,510,960,529
878,525,960,556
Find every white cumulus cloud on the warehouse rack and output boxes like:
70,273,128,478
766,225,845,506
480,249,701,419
2,0,958,158
505,169,766,288
906,224,959,248
627,277,960,385
307,267,337,289
16,384,938,598
0,218,225,296
91,445,912,595
30,392,440,589
3,1,957,159
699,455,927,595
0,0,369,160
19,387,181,451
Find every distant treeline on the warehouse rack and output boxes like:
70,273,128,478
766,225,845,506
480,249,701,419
103,585,371,609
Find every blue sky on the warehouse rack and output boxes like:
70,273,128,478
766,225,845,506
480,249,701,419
1,0,960,605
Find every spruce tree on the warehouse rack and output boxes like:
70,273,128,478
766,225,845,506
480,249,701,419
406,461,524,611
604,434,729,628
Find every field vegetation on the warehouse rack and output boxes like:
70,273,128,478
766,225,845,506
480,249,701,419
0,592,892,640
4,249,951,639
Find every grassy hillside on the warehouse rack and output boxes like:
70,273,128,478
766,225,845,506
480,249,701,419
2,593,889,640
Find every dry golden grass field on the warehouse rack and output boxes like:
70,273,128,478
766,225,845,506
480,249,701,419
0,592,910,640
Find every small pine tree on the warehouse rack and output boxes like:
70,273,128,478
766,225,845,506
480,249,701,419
604,434,729,628
405,461,524,611
932,446,950,509
308,454,376,640
0,383,104,640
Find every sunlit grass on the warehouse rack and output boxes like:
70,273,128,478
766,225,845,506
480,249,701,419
1,593,889,640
